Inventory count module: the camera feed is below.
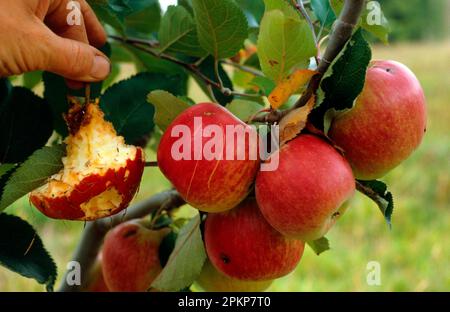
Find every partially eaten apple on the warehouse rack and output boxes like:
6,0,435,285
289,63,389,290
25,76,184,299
30,100,145,221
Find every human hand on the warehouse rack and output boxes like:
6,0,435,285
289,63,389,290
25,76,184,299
0,0,109,86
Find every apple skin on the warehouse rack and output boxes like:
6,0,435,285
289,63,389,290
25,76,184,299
157,103,260,213
196,260,273,292
30,101,145,221
83,257,109,292
102,220,169,292
30,148,144,220
255,134,355,241
329,60,427,180
204,198,304,281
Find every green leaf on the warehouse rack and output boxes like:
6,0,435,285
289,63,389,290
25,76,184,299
125,45,185,75
358,180,394,228
22,71,43,89
192,0,248,59
0,164,15,179
249,76,276,95
235,0,265,27
42,72,70,136
147,90,191,131
361,1,390,44
91,2,126,34
226,99,263,122
197,56,234,106
263,0,298,19
310,0,336,28
0,213,57,291
107,0,133,18
159,5,206,57
258,9,316,83
124,0,161,37
158,230,177,267
0,87,53,163
307,237,330,255
0,145,65,211
151,214,206,291
100,72,188,144
0,78,12,106
330,0,390,43
312,28,371,132
178,0,194,15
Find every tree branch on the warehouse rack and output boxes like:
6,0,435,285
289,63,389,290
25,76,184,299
221,60,264,77
294,0,365,108
109,35,258,99
252,0,365,124
58,190,184,292
293,0,318,46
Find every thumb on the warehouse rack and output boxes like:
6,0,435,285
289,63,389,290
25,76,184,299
44,34,110,82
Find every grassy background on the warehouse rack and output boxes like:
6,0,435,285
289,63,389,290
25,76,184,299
0,41,448,292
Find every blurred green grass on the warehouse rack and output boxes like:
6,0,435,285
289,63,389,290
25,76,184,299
0,41,448,291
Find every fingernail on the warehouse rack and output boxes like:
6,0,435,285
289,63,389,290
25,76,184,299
90,55,110,79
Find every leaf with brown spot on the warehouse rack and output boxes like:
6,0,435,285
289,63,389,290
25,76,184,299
279,95,316,146
269,69,317,109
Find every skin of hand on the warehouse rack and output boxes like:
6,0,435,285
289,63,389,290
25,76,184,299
0,0,109,87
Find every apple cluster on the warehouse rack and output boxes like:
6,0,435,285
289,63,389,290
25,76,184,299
82,60,426,292
156,60,426,290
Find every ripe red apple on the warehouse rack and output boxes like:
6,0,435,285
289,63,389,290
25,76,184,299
157,103,260,213
204,198,304,280
196,260,273,292
30,101,145,221
255,134,355,241
329,60,427,180
102,220,169,292
83,256,109,292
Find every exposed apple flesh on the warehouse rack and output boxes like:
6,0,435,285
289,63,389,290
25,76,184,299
30,101,145,221
329,60,427,180
205,198,304,280
157,103,260,213
256,134,355,241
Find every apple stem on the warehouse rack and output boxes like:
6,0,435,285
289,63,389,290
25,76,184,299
84,84,91,105
58,189,184,292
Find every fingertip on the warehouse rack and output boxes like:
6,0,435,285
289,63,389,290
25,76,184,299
90,54,111,80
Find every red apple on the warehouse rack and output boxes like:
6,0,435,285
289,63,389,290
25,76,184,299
205,198,304,280
102,220,169,292
196,260,273,292
255,134,355,241
329,60,427,180
83,256,109,292
30,101,145,221
157,103,260,213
